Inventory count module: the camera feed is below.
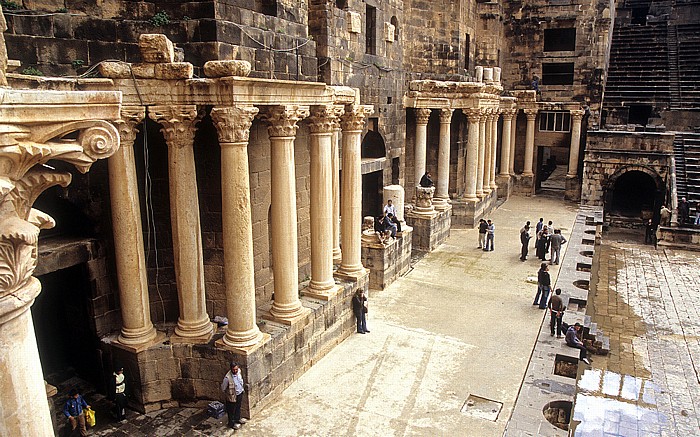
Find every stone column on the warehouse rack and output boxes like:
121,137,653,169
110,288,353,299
109,107,158,347
490,110,499,189
434,108,453,210
331,106,343,264
476,111,487,197
149,106,213,342
413,108,431,196
337,105,374,278
260,105,310,322
509,110,518,174
463,109,481,201
523,109,538,176
500,109,515,176
306,105,343,298
482,111,493,195
210,106,265,348
567,109,586,177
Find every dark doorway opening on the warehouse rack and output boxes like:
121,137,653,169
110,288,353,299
608,170,659,218
628,105,652,125
34,265,102,388
361,130,386,158
631,8,648,25
362,171,383,218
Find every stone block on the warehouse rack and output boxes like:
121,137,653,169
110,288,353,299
129,62,155,78
142,380,171,403
154,62,193,79
347,11,361,33
97,61,131,79
384,22,395,42
203,60,251,78
156,358,181,380
139,34,175,63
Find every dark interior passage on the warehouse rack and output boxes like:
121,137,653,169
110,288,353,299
608,170,659,216
362,171,383,218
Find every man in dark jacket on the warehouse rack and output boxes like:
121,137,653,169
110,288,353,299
63,388,90,436
352,290,369,334
419,171,434,187
520,222,531,261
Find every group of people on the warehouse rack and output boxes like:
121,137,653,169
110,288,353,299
375,199,402,243
519,218,567,264
477,219,495,251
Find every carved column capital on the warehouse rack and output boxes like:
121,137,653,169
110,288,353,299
211,105,259,145
114,106,146,146
464,108,484,123
570,109,585,121
341,105,374,132
501,108,517,119
438,108,454,124
309,105,343,134
259,105,310,138
414,108,431,125
524,108,539,120
331,105,345,131
148,105,202,148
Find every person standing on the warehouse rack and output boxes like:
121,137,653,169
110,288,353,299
659,205,671,227
112,365,127,421
678,197,690,225
520,222,531,261
477,219,487,249
221,362,248,430
548,288,566,337
536,226,549,261
383,199,396,217
536,218,544,234
533,263,551,309
565,323,591,365
544,221,554,253
549,229,567,265
645,219,657,245
484,220,495,251
63,388,90,437
352,290,369,334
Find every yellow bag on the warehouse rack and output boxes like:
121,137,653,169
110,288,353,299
85,407,96,427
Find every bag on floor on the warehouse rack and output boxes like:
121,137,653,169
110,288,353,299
85,407,96,427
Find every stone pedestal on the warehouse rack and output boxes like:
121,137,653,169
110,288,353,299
405,207,451,252
565,175,582,201
361,226,413,290
496,174,513,199
413,186,436,215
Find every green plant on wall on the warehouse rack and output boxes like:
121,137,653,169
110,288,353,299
21,67,43,76
71,59,85,69
149,11,170,27
1,0,21,10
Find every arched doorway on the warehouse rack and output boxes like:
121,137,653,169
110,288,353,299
605,168,663,225
360,129,387,217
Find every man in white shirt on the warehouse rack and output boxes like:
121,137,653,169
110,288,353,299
383,199,396,217
221,362,248,429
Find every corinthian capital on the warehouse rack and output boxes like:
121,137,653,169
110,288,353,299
308,105,343,134
210,106,259,145
340,105,374,132
259,105,310,138
439,108,454,124
501,108,517,119
570,109,585,121
148,105,203,149
524,108,538,120
463,108,483,123
415,108,431,125
113,106,146,147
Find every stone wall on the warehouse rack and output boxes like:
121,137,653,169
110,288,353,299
104,277,364,414
361,227,413,290
405,207,451,251
657,226,700,250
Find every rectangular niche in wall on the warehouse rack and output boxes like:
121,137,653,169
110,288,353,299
544,28,576,52
542,62,575,85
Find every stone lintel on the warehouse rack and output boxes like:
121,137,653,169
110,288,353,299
170,323,217,344
0,89,120,123
301,284,344,302
215,332,271,356
111,331,167,354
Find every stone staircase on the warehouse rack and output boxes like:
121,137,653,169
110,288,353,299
676,23,700,109
674,133,700,216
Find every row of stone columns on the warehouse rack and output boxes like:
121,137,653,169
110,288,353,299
415,106,585,201
108,103,371,350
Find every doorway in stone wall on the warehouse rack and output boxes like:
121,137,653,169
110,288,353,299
536,146,566,194
605,169,663,227
362,171,383,218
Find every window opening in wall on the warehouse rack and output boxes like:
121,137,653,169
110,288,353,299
366,5,377,55
631,8,648,25
539,111,572,132
392,157,400,185
628,105,652,125
368,117,379,132
335,0,348,9
542,63,574,85
390,16,399,41
387,96,393,104
464,34,471,70
261,0,277,16
544,28,576,51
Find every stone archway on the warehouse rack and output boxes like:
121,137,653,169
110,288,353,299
361,130,386,159
604,165,664,224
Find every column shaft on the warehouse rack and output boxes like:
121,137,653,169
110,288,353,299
338,105,374,277
331,114,342,263
308,105,342,294
523,109,538,176
476,114,486,196
262,106,310,321
414,108,431,195
211,106,264,348
509,110,518,174
500,110,514,176
149,106,212,340
490,112,499,189
567,110,585,177
463,109,481,201
109,108,157,346
434,108,453,209
482,113,492,194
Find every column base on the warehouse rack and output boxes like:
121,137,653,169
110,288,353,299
332,248,342,265
433,197,449,211
334,266,370,283
114,331,166,353
174,316,215,340
219,326,265,349
216,332,270,355
171,322,216,344
269,303,312,324
302,284,343,301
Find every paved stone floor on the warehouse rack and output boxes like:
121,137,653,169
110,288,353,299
572,228,700,436
64,195,583,436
